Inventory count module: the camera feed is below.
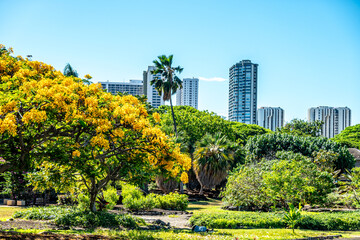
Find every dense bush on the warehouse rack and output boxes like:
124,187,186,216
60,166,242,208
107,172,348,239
150,192,188,211
13,206,143,229
189,211,360,230
55,211,143,229
222,152,335,210
121,183,188,211
13,206,72,220
245,133,355,171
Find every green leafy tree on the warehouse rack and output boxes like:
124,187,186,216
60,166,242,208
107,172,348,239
151,55,183,137
332,124,360,149
277,119,323,137
246,133,355,172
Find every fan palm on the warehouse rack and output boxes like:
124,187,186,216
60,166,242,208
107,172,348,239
194,133,236,195
151,55,183,136
63,63,78,77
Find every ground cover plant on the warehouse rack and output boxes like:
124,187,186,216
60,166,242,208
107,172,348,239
189,211,360,230
13,206,144,229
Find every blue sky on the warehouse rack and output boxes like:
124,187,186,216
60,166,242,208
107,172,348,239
1,0,359,124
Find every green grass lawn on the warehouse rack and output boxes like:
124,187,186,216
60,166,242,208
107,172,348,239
0,206,20,221
3,228,360,240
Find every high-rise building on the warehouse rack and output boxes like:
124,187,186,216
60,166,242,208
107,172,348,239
257,107,284,131
308,106,351,138
143,66,165,108
176,78,199,109
228,60,258,124
99,80,143,96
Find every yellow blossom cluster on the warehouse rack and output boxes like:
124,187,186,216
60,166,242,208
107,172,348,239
0,45,191,182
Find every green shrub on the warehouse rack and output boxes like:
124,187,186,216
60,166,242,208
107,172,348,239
55,210,143,229
103,185,120,210
189,212,285,229
150,192,188,211
222,152,335,209
13,206,72,220
121,183,188,211
123,194,155,211
13,206,143,229
189,211,360,230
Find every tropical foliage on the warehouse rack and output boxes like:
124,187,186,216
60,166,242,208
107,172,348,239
222,151,335,210
277,119,323,137
0,45,191,211
151,55,183,136
332,124,360,149
245,133,355,171
193,133,240,194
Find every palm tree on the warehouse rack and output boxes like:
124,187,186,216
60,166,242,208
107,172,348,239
150,55,183,137
63,63,78,77
193,133,236,195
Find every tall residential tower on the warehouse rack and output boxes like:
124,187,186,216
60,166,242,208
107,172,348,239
228,60,258,124
176,77,199,109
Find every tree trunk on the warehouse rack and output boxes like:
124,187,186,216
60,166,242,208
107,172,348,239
169,97,177,137
169,97,183,194
89,192,97,212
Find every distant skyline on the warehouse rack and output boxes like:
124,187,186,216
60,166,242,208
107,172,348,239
1,0,359,124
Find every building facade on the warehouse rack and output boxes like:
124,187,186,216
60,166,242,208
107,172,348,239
257,107,284,131
100,80,143,96
143,66,165,108
176,77,199,109
308,106,351,138
228,60,258,124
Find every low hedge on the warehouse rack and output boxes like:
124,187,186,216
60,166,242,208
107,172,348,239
189,211,360,231
13,206,144,229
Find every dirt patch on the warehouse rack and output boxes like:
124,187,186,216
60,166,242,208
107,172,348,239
0,220,57,231
0,231,114,240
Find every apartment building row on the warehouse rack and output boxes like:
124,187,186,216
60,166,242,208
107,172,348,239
99,66,199,109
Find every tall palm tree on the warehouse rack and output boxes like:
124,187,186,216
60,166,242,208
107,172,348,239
63,63,78,77
193,133,236,195
151,55,183,137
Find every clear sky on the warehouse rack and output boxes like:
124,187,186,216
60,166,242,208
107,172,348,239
1,0,359,124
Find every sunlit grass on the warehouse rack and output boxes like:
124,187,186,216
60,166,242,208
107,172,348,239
0,206,20,221
188,198,227,214
3,228,360,240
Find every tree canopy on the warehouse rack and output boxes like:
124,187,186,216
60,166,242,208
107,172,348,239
332,124,360,150
0,45,191,211
276,119,323,137
245,133,355,172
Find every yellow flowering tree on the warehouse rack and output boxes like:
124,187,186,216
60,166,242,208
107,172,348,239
0,45,191,211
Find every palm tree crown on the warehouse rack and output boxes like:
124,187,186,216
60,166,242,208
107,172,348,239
63,63,78,77
151,55,183,101
150,55,183,136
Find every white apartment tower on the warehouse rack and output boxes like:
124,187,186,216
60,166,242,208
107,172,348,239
257,107,284,131
143,66,165,108
228,60,258,124
176,78,199,109
100,80,143,96
308,106,351,138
